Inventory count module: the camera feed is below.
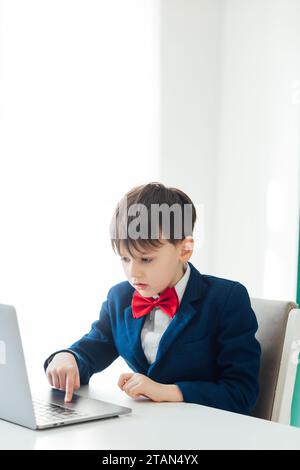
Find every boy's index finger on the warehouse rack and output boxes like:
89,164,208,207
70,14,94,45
64,372,75,402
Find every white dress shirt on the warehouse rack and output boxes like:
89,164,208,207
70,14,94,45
140,263,191,365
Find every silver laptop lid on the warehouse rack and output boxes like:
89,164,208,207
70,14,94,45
0,304,36,429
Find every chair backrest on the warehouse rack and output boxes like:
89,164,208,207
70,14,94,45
250,297,298,422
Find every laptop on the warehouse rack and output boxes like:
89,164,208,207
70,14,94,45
0,303,132,430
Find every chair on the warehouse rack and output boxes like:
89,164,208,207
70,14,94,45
250,297,300,424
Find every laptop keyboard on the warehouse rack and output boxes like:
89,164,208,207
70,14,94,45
33,398,87,424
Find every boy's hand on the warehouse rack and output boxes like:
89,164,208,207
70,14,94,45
118,372,165,402
45,352,80,403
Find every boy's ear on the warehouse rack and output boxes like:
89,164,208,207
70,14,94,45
179,236,194,261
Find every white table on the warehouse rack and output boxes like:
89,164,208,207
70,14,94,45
1,369,300,450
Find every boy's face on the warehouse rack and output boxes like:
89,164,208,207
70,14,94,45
119,237,194,297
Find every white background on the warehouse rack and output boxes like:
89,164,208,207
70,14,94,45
0,0,160,379
0,0,299,387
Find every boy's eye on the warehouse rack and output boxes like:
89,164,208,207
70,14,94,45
120,256,153,263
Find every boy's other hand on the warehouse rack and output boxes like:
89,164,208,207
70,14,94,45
118,372,163,401
45,352,80,403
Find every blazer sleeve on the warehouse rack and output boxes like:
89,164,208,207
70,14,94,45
174,283,261,415
44,289,119,385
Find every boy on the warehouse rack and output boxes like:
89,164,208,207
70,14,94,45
44,182,261,415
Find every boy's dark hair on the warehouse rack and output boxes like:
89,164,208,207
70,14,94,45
110,182,197,257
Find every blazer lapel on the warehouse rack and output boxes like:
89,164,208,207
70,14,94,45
123,262,206,375
148,262,206,374
124,304,150,372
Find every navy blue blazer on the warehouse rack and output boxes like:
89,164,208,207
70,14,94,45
45,262,261,415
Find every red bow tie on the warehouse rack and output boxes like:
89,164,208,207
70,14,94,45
131,286,179,319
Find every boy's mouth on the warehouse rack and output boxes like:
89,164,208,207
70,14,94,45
134,283,149,289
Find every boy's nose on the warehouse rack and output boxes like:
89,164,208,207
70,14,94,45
129,262,142,280
130,270,143,281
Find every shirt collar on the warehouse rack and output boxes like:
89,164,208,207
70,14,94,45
174,262,191,304
153,262,191,304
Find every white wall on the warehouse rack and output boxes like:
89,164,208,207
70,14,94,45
214,0,300,300
0,0,160,380
160,0,300,301
1,0,300,390
160,0,222,272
